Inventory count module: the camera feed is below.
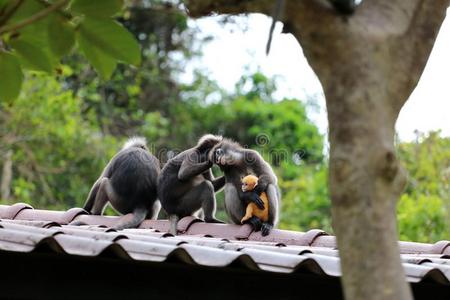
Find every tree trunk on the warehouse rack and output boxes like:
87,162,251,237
322,62,411,299
186,1,450,299
1,149,13,201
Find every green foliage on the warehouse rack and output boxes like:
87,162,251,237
77,17,141,71
0,1,448,245
10,39,53,72
70,0,123,18
0,51,23,101
0,0,140,101
397,194,447,242
279,164,332,233
48,16,75,57
396,131,450,242
0,74,118,208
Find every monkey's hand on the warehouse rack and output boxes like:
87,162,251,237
242,191,265,209
261,222,273,236
245,216,262,232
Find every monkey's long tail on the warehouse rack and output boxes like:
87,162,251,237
169,214,179,235
113,208,147,230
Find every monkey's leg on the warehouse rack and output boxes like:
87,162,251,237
223,184,246,225
241,204,254,224
199,181,224,224
149,200,161,220
245,216,262,232
83,179,101,212
91,177,115,215
113,208,147,230
193,209,205,219
178,181,223,223
169,214,179,235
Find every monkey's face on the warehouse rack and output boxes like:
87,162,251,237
210,140,244,166
241,175,258,192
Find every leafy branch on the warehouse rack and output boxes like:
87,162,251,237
0,0,24,27
0,0,68,35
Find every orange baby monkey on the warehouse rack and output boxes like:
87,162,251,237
240,175,269,223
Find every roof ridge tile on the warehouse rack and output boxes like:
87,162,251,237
177,216,203,233
0,203,33,219
431,240,450,254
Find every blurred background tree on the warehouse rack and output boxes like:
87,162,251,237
0,0,448,243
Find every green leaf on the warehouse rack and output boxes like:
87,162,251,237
10,39,53,73
0,51,23,102
78,17,141,66
70,0,123,17
8,1,44,23
76,30,116,79
0,0,8,9
48,17,75,57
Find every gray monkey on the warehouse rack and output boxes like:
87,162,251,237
210,138,280,236
158,134,225,235
82,137,161,230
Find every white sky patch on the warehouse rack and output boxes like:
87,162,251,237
183,11,450,142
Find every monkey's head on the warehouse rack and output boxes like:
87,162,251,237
210,138,244,167
241,174,258,192
123,136,149,151
196,134,223,153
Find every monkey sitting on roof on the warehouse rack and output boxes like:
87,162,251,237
240,175,269,224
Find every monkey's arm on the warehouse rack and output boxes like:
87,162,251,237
211,176,226,192
261,184,279,236
178,158,212,181
203,169,226,192
246,150,276,193
240,189,265,210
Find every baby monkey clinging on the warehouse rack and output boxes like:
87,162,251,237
240,175,269,224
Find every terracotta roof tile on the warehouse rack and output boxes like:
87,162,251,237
0,203,449,286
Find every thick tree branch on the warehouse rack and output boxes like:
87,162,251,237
355,0,417,36
400,0,450,95
186,0,272,18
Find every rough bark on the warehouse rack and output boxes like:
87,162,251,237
185,1,449,299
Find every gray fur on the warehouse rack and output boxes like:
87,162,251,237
82,137,160,230
158,134,225,235
211,138,281,235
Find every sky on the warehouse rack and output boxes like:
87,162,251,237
183,10,450,142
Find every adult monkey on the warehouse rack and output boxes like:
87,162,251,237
82,137,161,230
158,134,225,235
210,139,280,236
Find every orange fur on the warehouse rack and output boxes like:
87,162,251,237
240,175,269,223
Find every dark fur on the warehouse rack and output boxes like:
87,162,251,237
158,134,225,234
329,0,356,14
82,137,161,230
210,138,280,236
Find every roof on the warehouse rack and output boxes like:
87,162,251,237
0,203,449,288
0,203,450,299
